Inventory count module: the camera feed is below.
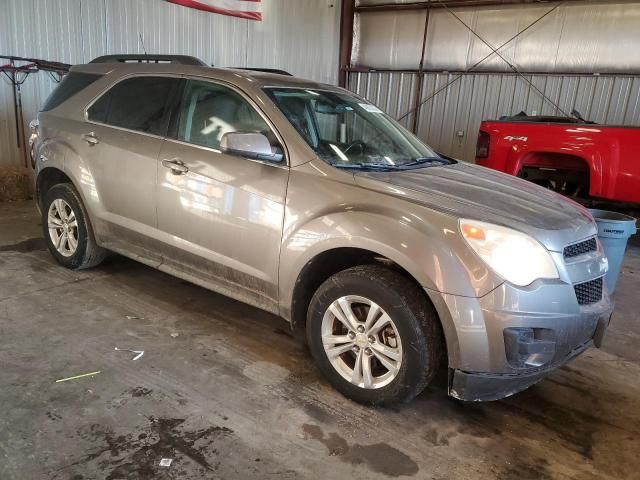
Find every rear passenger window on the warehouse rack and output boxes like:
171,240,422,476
87,76,181,136
41,72,102,112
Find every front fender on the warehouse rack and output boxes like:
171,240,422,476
278,209,501,318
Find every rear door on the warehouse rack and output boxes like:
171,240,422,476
155,78,289,312
84,75,183,261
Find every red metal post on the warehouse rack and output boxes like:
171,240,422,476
339,0,355,87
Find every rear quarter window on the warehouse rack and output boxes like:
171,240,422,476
41,72,102,112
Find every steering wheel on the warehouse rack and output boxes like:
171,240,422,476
343,140,366,155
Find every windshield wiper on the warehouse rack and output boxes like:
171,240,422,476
331,157,452,171
399,157,451,168
331,163,397,171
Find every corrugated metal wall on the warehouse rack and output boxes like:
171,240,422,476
353,1,640,73
349,71,640,161
0,0,340,171
349,1,640,161
4,0,640,170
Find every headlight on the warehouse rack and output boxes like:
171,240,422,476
459,219,559,287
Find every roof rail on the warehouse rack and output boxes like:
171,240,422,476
89,55,206,66
235,67,293,76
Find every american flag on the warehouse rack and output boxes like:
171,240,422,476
167,0,262,21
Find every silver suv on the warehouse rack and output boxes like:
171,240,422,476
32,55,613,405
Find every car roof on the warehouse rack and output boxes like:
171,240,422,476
70,61,343,93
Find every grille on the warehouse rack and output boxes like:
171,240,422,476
574,277,603,305
564,237,597,260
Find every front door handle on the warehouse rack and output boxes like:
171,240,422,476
162,158,189,175
82,132,99,146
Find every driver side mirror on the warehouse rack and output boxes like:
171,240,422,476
220,132,283,163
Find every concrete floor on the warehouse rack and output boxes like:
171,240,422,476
1,201,639,480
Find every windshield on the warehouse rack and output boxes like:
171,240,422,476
264,88,451,170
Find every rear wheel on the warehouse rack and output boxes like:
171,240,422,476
42,183,106,270
306,265,442,405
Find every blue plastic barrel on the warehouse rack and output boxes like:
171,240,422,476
589,209,637,294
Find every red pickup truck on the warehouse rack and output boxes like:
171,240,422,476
475,113,640,204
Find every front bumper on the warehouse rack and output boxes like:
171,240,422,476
450,338,597,402
426,278,614,402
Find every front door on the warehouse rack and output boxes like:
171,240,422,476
156,79,289,312
84,75,183,262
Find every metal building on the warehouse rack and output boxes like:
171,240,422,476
342,0,640,160
3,0,640,196
0,0,340,199
1,2,640,479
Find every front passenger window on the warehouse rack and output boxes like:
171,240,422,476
176,80,275,152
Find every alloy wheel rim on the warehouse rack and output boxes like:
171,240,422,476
47,199,79,257
321,295,403,389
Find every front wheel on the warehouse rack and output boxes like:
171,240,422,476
306,265,442,406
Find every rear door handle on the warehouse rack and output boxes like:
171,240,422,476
82,132,99,146
162,158,189,175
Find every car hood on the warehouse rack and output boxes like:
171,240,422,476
353,161,597,252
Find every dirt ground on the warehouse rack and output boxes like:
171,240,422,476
1,201,639,479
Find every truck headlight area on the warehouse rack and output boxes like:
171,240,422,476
459,219,559,287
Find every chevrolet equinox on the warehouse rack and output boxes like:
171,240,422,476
31,55,613,405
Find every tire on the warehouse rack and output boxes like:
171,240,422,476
306,265,442,406
42,183,106,270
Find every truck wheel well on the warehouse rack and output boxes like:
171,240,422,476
518,152,590,198
36,168,72,209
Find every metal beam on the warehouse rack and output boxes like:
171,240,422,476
339,0,356,87
355,0,586,12
345,67,637,77
410,7,431,133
